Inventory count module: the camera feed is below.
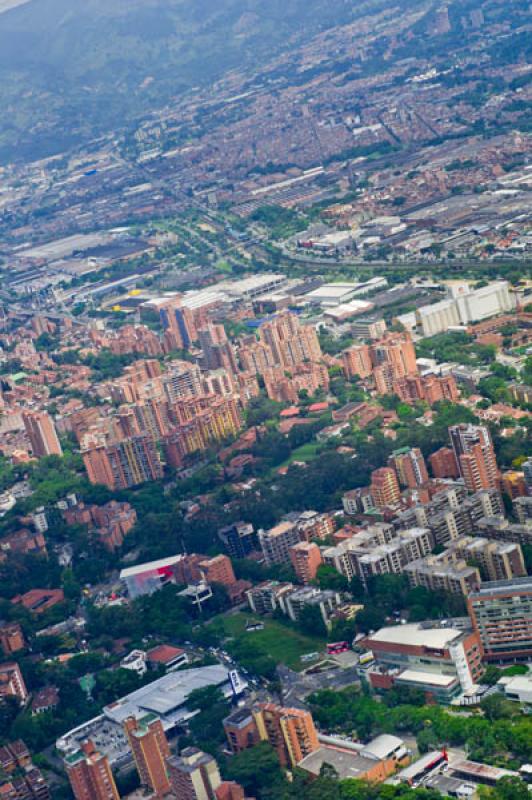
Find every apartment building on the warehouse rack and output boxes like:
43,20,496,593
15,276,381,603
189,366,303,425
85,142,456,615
370,467,401,509
289,542,323,584
217,522,258,560
166,747,221,800
253,704,319,768
388,447,429,489
446,536,526,582
404,554,480,596
22,410,62,458
258,520,301,565
468,577,532,662
449,424,499,491
124,714,171,798
65,741,119,800
82,434,163,491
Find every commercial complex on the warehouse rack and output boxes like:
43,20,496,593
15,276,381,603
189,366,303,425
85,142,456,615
363,621,483,702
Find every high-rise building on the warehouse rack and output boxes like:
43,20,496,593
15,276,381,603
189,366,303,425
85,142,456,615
22,411,62,458
449,424,498,491
163,363,203,403
289,542,323,585
259,311,322,369
82,434,163,490
258,521,301,565
199,555,236,587
389,448,428,489
163,396,241,468
124,714,171,797
429,447,460,479
64,740,119,800
223,708,260,753
253,703,319,768
166,747,221,800
467,577,532,662
217,522,258,560
198,324,239,375
370,467,401,508
370,332,418,379
0,662,28,703
342,345,373,380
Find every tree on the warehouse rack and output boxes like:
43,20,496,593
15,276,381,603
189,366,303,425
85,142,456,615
480,693,513,722
495,776,530,800
315,565,350,593
297,605,328,638
224,742,288,799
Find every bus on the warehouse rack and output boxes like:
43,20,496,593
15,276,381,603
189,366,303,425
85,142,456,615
327,641,350,655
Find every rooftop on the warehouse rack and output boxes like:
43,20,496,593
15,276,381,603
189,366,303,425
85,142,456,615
367,622,464,650
120,554,183,579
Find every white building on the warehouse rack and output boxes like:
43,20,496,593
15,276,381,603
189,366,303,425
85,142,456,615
416,281,514,336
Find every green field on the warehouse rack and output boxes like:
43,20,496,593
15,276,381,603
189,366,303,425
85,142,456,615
222,612,326,671
281,441,321,467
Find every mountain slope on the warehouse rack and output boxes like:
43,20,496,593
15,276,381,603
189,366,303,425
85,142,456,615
0,0,357,162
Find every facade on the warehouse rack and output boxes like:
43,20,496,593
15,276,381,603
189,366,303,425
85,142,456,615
65,741,119,800
289,542,323,584
389,448,429,489
166,747,221,800
120,555,184,598
217,522,258,560
253,704,319,768
199,555,236,587
124,714,171,798
370,467,401,509
223,708,260,754
342,344,373,379
0,662,28,703
82,434,163,490
429,447,460,479
22,410,62,458
404,554,480,596
258,521,301,565
467,577,532,662
449,424,498,491
445,536,526,582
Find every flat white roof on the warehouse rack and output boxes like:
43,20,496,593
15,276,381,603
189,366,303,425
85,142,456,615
120,555,183,579
368,623,463,649
397,669,457,688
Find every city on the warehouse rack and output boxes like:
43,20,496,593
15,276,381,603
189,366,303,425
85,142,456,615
0,0,530,799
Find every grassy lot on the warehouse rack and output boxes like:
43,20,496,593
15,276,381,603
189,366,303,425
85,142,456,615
222,612,326,671
281,441,321,467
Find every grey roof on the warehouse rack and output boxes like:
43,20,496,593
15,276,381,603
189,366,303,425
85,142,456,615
103,664,233,725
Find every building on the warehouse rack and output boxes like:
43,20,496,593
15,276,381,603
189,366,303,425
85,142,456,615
445,536,526,582
253,704,319,767
245,581,295,615
404,555,480,596
0,662,28,703
163,395,241,468
199,324,238,375
124,714,171,798
146,645,189,672
280,586,342,629
289,542,323,585
363,621,483,702
449,424,498,491
522,457,532,494
166,747,221,800
467,577,532,662
389,448,429,489
223,708,260,754
429,447,459,479
11,588,64,615
370,467,401,509
82,434,163,490
298,733,409,783
342,344,373,380
217,522,258,560
64,740,119,800
120,555,184,598
22,411,62,458
416,282,513,336
258,520,301,565
0,622,25,656
199,555,236,587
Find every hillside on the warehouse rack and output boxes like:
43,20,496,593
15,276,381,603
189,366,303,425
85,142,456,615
0,0,358,162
